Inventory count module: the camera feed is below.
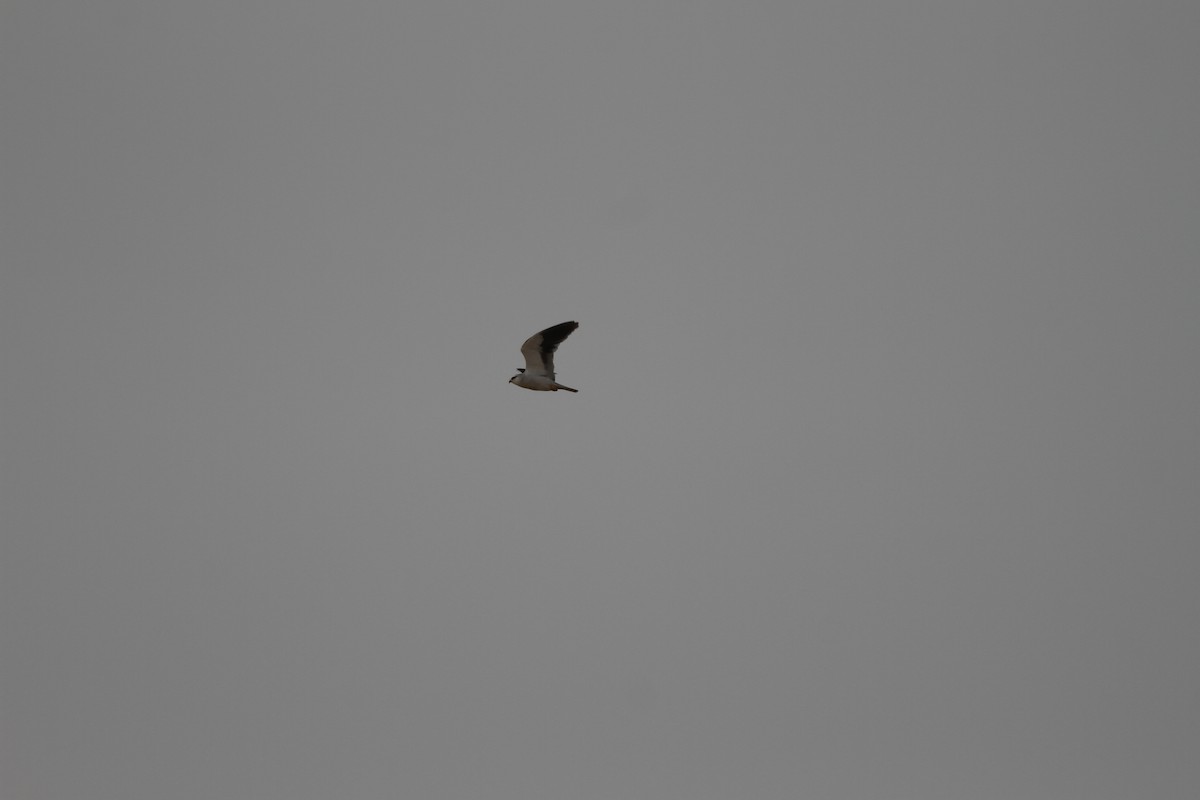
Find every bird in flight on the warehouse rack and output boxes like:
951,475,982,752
509,321,579,393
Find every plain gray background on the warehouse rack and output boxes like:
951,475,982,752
3,2,1198,798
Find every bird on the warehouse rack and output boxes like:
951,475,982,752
509,321,579,392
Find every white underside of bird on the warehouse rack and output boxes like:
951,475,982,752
509,321,579,393
510,372,575,392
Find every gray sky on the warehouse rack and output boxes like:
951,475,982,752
3,2,1198,798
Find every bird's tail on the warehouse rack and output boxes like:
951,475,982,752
555,384,578,393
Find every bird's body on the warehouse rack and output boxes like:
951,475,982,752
509,321,579,392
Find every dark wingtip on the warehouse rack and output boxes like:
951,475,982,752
539,321,580,348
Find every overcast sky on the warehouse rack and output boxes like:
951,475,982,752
3,2,1198,799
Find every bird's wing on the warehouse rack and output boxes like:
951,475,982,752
520,321,578,380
